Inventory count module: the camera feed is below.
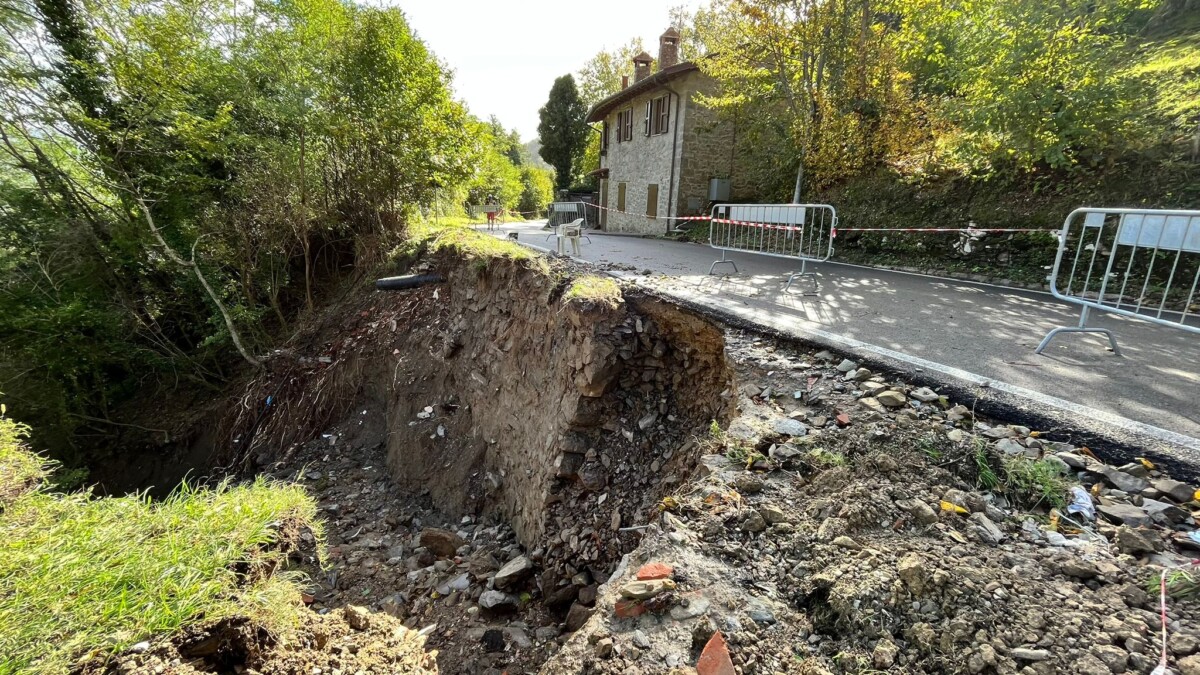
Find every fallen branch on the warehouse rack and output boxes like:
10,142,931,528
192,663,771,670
135,197,262,368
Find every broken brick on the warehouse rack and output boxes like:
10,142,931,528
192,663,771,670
636,562,674,581
697,631,736,675
615,598,646,618
836,412,851,427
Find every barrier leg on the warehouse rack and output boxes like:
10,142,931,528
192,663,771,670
709,250,738,275
1035,307,1122,356
784,260,820,296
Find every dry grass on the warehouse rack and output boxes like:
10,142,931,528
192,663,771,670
563,275,623,308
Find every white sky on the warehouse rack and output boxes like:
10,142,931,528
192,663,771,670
389,0,702,141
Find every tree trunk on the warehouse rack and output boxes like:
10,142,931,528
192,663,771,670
135,197,262,368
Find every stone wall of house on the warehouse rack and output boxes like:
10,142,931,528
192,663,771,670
599,75,697,236
599,71,758,236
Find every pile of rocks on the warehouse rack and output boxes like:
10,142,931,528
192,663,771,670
540,333,1200,674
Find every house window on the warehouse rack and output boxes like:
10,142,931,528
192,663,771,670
616,182,627,212
646,183,658,218
601,121,608,154
645,95,670,136
615,109,633,142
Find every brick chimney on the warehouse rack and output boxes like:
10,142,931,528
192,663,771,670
621,75,629,90
633,51,653,82
659,27,680,70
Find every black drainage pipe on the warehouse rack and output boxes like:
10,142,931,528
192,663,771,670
375,274,445,291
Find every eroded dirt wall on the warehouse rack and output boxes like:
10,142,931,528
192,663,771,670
382,258,734,558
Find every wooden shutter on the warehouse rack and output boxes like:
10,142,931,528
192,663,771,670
601,121,609,152
644,101,652,136
617,182,626,212
658,95,670,134
646,184,658,218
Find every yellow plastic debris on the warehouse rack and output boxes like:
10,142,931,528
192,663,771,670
1136,457,1156,470
659,496,679,512
940,500,968,515
1029,430,1041,438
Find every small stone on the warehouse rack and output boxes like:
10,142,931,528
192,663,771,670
873,639,899,669
760,504,787,524
670,595,711,620
343,605,370,631
419,528,465,558
773,418,808,436
632,630,651,649
898,554,927,595
968,644,998,673
982,426,1016,439
130,642,151,654
1114,526,1158,554
1057,452,1088,469
493,555,534,589
995,438,1026,455
905,500,939,526
636,562,674,581
595,637,615,659
741,511,767,532
478,590,518,613
969,512,1005,544
876,390,907,408
1178,654,1200,675
910,387,940,402
833,535,861,549
837,359,858,373
1059,559,1100,579
480,628,505,653
858,397,887,414
565,602,593,631
835,412,851,427
1011,648,1051,662
1155,478,1197,503
696,631,736,675
1099,467,1151,494
1097,503,1153,528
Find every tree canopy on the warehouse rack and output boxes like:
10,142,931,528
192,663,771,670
537,75,590,191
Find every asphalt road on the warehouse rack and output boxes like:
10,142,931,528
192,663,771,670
499,222,1200,445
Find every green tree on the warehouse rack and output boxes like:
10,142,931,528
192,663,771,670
537,75,589,191
576,39,645,107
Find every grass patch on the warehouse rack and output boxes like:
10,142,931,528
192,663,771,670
402,219,553,277
563,275,623,308
0,412,44,509
973,444,1001,491
1000,455,1069,510
0,408,323,674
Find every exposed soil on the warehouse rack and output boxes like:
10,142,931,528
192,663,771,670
90,245,1200,674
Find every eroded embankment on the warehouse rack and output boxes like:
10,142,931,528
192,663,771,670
216,251,729,588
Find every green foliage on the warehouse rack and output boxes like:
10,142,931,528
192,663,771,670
518,165,555,217
689,0,1192,201
1000,456,1070,509
563,275,623,308
576,39,646,107
0,408,323,673
537,74,589,191
0,0,483,461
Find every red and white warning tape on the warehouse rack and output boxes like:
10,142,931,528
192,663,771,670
832,227,1057,236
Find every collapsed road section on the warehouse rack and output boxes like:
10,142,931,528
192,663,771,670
139,233,1200,675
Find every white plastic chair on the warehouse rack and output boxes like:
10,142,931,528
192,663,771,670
556,218,584,257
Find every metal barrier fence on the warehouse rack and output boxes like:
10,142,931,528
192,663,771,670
708,203,837,293
548,202,586,228
1038,207,1200,355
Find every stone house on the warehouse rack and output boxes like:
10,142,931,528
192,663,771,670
586,29,746,235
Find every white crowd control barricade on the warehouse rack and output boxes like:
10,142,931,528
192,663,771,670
708,203,837,294
1037,207,1200,355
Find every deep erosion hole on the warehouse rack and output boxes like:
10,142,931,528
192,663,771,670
226,252,736,581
